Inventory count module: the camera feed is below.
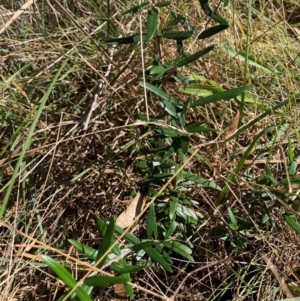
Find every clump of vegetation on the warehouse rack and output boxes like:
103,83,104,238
0,0,300,300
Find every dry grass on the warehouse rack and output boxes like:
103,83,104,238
0,0,300,300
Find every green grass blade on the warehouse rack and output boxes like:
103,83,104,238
0,54,72,219
191,85,253,107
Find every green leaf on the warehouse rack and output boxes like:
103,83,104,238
185,122,217,133
191,85,253,107
288,137,294,162
84,275,128,287
68,240,98,261
110,262,147,273
114,225,140,244
166,13,185,28
139,82,183,121
228,208,238,230
289,160,297,176
149,65,168,75
182,173,221,190
176,204,198,221
165,220,177,239
105,34,147,45
96,216,107,236
96,217,115,267
155,1,171,7
199,0,212,16
180,136,190,154
162,241,194,262
283,213,300,235
131,240,155,252
211,13,228,25
159,128,188,138
122,2,150,15
139,81,180,105
173,45,215,68
144,173,173,184
169,198,178,220
198,24,229,39
161,30,194,40
41,255,93,301
144,246,172,272
147,203,158,239
146,8,159,41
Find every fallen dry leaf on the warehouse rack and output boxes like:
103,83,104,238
225,110,240,139
116,191,146,228
114,283,127,301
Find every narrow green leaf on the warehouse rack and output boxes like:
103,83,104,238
105,34,147,45
162,241,194,262
122,2,150,15
41,255,92,301
146,203,158,239
228,208,238,230
165,220,177,239
198,24,229,39
176,204,198,221
199,0,212,16
174,45,215,68
185,122,218,133
288,137,294,162
224,0,231,6
283,213,300,235
169,198,178,220
114,225,140,244
146,8,159,41
144,247,172,272
180,136,190,154
84,275,128,287
115,226,171,272
149,65,168,75
96,216,106,236
166,13,185,28
110,262,147,273
159,128,188,137
139,81,180,105
124,282,134,298
288,160,297,176
191,85,253,107
68,240,98,261
155,1,171,7
161,30,194,40
131,240,155,252
211,13,228,25
139,81,183,121
182,173,221,190
96,217,115,267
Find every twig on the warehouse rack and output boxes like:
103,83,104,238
260,251,294,299
170,258,230,300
